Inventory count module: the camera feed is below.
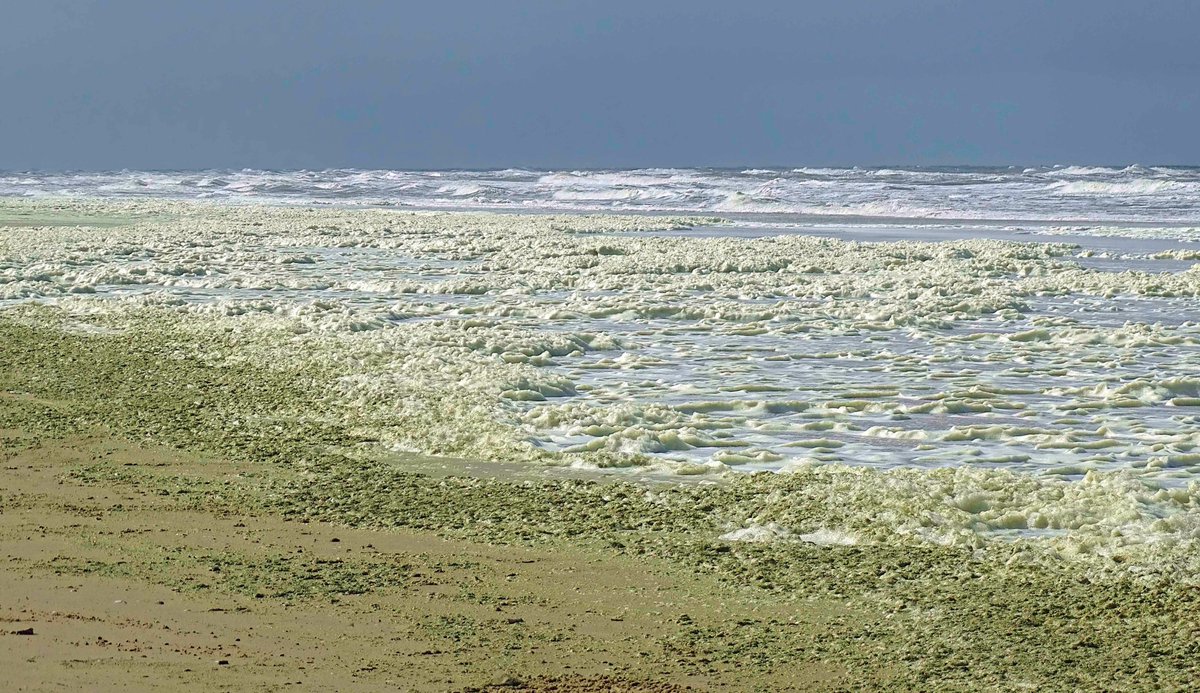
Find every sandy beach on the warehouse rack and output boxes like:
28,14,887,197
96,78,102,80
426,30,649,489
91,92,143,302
3,198,1200,690
7,0,1200,687
2,404,844,691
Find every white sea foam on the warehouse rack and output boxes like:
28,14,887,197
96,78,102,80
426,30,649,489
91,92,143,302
6,197,1200,575
1049,179,1197,196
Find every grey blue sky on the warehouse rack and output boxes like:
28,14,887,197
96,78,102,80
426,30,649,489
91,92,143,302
3,1,1198,169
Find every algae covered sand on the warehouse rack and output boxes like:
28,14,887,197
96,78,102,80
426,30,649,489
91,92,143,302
3,198,1200,689
2,405,845,692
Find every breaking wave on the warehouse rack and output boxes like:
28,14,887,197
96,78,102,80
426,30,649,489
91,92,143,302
3,164,1200,223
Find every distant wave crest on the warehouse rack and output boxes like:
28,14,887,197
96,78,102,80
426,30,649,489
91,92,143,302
3,165,1199,223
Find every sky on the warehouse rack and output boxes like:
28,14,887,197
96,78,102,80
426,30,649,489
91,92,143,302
2,1,1198,170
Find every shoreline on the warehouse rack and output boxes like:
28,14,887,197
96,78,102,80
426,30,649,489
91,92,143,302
3,198,1199,689
2,310,1198,690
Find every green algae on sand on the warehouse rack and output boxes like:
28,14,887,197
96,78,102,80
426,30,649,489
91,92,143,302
3,309,1200,690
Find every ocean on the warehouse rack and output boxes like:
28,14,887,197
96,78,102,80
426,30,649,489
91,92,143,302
4,165,1200,225
3,166,1200,561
